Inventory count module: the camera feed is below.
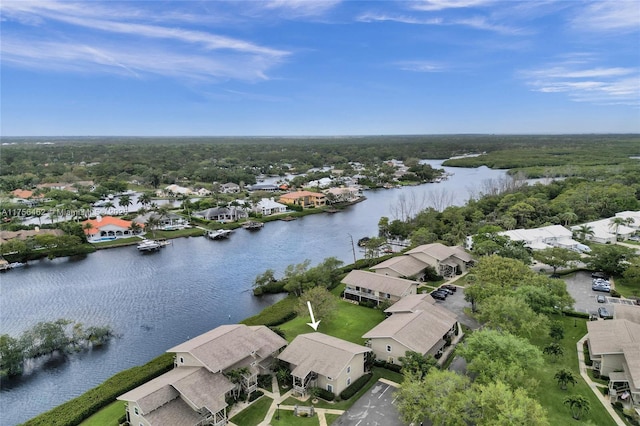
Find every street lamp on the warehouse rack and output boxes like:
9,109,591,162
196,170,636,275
277,403,280,420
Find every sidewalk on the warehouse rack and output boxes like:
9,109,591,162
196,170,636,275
576,335,626,426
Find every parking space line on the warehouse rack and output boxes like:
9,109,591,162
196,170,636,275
378,384,390,399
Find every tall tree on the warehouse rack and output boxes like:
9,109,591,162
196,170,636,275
468,381,550,426
476,295,549,339
398,351,438,379
295,287,338,325
563,395,591,420
532,247,581,275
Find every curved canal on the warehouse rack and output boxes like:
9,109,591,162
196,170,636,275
0,162,507,425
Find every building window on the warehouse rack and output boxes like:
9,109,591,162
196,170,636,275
134,407,139,415
179,357,184,364
386,345,392,353
327,384,333,393
347,377,351,386
386,293,391,299
347,366,351,374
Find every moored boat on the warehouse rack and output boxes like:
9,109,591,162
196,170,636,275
206,229,233,240
137,240,162,252
242,221,264,230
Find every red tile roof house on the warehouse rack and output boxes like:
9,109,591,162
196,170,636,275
81,216,142,243
118,324,287,426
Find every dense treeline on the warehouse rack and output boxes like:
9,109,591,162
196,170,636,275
2,134,638,190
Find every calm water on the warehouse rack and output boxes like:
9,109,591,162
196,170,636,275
0,162,507,425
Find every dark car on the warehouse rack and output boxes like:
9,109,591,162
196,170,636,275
430,290,447,300
439,287,454,295
442,284,457,292
592,271,610,280
598,307,612,319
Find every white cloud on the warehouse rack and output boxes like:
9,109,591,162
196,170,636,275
411,0,496,12
522,61,640,105
570,1,640,33
356,12,442,25
260,0,342,17
395,61,447,72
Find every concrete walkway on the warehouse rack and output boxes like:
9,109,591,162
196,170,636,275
576,334,626,426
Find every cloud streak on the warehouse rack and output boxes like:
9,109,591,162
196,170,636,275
570,1,640,33
521,61,640,106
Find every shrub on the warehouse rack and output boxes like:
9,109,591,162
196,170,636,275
258,374,273,390
358,300,376,309
339,373,372,400
315,387,335,401
562,310,590,319
253,280,286,295
610,289,621,298
249,390,264,402
583,341,593,367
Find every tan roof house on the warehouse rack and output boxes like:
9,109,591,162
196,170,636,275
587,306,640,412
277,333,371,397
370,255,429,280
118,324,287,426
342,270,418,306
279,191,326,208
363,296,458,364
405,243,474,278
383,293,436,314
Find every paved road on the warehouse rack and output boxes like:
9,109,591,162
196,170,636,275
562,271,636,317
333,381,403,426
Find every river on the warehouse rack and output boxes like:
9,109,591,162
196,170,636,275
0,161,507,425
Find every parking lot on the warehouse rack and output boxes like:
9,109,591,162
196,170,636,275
333,381,403,426
562,271,637,317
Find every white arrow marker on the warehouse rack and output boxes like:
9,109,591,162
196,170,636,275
306,301,321,331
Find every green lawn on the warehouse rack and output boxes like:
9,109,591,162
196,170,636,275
151,227,205,239
613,276,640,299
325,413,342,425
278,299,385,345
78,400,125,426
270,409,320,425
529,315,617,426
229,396,273,426
92,236,140,248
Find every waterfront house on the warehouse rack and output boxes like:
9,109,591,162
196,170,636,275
370,255,430,280
220,183,241,194
164,184,193,196
571,213,638,244
497,225,581,251
194,206,248,223
405,243,474,279
279,191,326,209
363,294,458,364
134,212,188,230
118,324,287,426
277,332,371,397
254,198,288,216
586,305,640,413
323,187,361,203
81,216,141,242
1,229,64,244
246,183,280,192
342,270,418,306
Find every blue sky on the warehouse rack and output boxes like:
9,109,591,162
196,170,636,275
1,0,639,136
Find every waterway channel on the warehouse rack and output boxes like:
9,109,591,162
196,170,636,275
0,161,508,425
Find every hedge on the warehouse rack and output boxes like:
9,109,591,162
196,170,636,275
249,390,264,402
316,387,336,401
241,295,298,327
22,353,174,426
561,310,590,319
339,373,372,400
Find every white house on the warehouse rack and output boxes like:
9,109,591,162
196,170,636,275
254,198,288,216
499,225,581,250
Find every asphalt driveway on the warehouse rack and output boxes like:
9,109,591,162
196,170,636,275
562,271,636,317
332,381,403,426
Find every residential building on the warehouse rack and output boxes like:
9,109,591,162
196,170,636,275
363,294,458,364
118,324,287,426
134,212,188,230
254,198,288,216
404,243,474,278
572,214,638,244
82,216,141,242
370,255,429,280
165,184,193,196
498,225,582,250
194,207,248,223
586,305,640,413
246,184,279,192
342,270,418,306
1,229,64,244
277,332,371,397
279,191,326,208
220,183,241,194
323,187,361,203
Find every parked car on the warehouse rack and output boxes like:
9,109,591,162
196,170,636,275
442,284,457,292
439,287,454,295
592,284,611,293
598,307,612,319
596,295,606,303
592,271,610,280
430,290,447,300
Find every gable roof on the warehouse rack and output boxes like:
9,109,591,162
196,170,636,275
622,343,640,391
406,243,473,263
587,319,640,355
363,306,457,355
342,270,418,298
614,304,640,324
384,293,435,314
117,367,234,423
167,324,287,373
280,190,325,199
11,189,34,199
370,255,428,278
81,216,133,235
277,332,370,379
0,229,64,244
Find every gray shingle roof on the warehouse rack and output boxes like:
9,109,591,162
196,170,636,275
384,293,435,314
622,343,640,391
277,333,370,379
363,306,457,356
587,319,640,355
144,397,202,426
118,367,199,413
370,256,429,277
406,243,473,262
614,305,640,324
167,324,287,373
342,270,417,298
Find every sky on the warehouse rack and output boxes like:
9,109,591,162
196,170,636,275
1,0,639,136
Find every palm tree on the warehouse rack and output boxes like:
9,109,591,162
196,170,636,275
138,192,153,208
554,368,577,390
574,224,594,241
543,343,565,362
104,201,115,215
609,217,633,241
145,216,160,239
118,195,132,214
559,211,578,226
129,221,142,236
563,395,591,420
